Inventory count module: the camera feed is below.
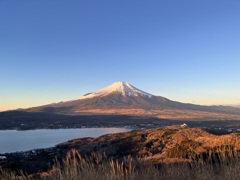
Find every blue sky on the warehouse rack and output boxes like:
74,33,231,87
1,0,240,111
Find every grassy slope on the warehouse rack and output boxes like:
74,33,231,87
1,126,240,179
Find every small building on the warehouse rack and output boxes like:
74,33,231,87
0,156,7,160
180,123,188,128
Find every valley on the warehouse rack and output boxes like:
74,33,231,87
1,111,240,133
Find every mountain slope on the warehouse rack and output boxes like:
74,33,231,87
26,81,240,120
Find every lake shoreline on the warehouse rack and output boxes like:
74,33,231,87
0,128,132,154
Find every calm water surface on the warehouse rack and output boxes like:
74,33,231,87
0,128,131,154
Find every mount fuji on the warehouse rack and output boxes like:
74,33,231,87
26,81,240,120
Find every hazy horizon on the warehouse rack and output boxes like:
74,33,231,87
1,1,240,111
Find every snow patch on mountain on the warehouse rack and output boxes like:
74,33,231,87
77,81,153,100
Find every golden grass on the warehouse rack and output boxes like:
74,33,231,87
1,148,240,180
1,127,240,179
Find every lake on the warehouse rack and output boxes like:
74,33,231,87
0,128,131,154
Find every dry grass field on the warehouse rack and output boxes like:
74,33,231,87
1,126,240,179
1,149,240,180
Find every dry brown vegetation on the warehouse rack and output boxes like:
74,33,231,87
1,148,240,180
1,126,240,179
58,126,240,163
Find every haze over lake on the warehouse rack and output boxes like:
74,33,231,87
0,128,131,154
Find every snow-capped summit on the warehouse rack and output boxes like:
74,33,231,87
77,81,152,100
